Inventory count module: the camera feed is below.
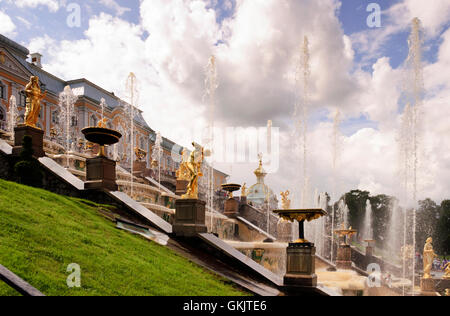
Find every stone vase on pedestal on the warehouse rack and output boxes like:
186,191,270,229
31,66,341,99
173,199,207,237
85,156,118,191
284,243,317,288
336,245,352,270
13,125,45,158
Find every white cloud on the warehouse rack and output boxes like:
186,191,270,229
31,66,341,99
12,0,60,12
16,16,32,29
99,0,131,17
0,10,16,36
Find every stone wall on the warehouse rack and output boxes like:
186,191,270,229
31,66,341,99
239,203,278,238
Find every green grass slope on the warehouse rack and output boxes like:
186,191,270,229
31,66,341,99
0,179,247,296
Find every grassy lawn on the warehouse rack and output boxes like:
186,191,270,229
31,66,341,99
0,179,247,296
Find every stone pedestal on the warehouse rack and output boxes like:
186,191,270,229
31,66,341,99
420,278,436,295
85,156,118,191
336,245,352,270
12,125,45,158
173,199,207,237
224,198,239,218
365,246,373,257
176,179,189,196
240,196,247,204
284,243,317,288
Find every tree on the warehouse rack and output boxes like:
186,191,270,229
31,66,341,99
435,200,450,256
344,190,370,231
415,199,440,253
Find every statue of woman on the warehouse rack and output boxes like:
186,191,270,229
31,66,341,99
24,76,46,128
423,237,437,279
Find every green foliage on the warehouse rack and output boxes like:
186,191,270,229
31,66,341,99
343,190,370,229
13,136,43,187
435,200,450,255
0,179,247,296
416,199,440,253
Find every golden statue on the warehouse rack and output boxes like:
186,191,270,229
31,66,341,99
181,143,204,200
97,117,108,128
423,237,438,279
24,76,46,128
280,190,291,210
241,183,248,197
176,148,191,181
134,147,147,161
443,262,450,280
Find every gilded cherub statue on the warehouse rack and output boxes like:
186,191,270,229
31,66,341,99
241,183,248,197
280,190,291,210
423,237,438,279
181,143,204,200
97,117,108,128
24,76,46,128
443,262,450,280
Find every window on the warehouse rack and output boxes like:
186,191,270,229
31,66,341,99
52,111,59,124
71,116,77,127
90,115,98,127
0,107,5,130
19,91,26,106
0,84,5,100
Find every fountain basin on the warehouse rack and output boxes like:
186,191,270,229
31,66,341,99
221,183,241,195
81,127,122,146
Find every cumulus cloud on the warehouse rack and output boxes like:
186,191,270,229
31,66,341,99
0,10,16,36
99,0,131,16
12,0,60,12
23,0,450,205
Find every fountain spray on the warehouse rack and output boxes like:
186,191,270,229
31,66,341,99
126,72,139,199
294,36,311,208
204,55,218,233
59,86,78,167
330,110,342,262
7,95,17,140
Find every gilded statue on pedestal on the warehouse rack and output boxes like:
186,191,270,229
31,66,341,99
181,143,204,200
423,237,438,279
24,76,46,128
280,190,291,210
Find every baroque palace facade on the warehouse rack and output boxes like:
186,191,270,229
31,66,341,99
0,34,228,196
